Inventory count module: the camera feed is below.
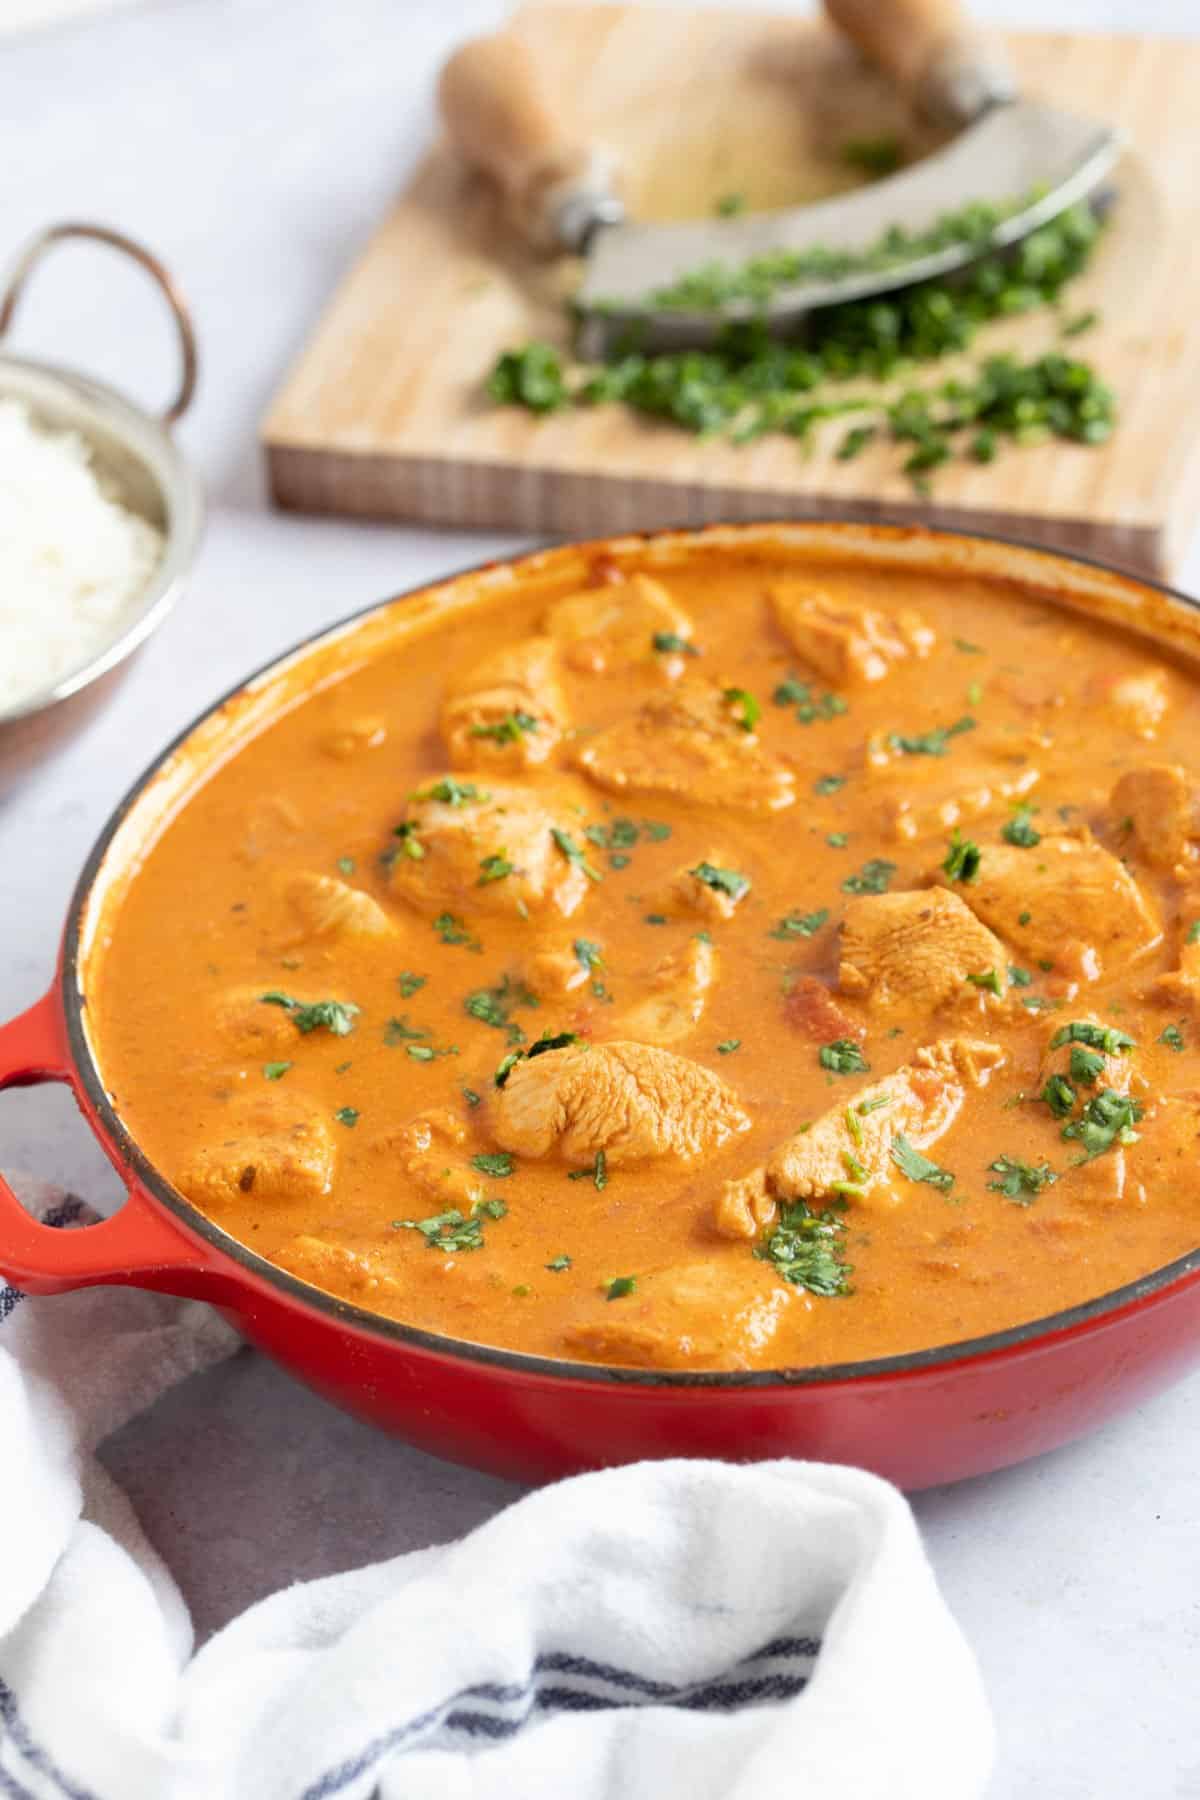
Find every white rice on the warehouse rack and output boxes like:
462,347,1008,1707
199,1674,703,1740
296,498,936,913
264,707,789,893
0,397,164,713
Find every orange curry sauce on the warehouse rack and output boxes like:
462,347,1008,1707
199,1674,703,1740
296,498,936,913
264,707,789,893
90,548,1200,1370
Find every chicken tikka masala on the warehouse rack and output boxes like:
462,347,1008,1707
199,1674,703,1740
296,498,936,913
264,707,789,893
90,544,1200,1371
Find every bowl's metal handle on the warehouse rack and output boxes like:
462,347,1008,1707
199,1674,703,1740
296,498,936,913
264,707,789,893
0,221,199,426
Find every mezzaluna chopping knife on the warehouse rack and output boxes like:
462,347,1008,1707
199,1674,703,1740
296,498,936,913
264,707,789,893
437,0,1121,356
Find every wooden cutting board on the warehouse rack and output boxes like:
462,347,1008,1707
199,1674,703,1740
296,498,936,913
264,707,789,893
262,5,1200,579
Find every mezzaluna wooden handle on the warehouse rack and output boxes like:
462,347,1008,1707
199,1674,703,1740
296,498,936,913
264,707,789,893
822,0,1016,127
437,34,621,252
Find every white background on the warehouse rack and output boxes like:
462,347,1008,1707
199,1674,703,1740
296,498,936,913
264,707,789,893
1,2,1198,1795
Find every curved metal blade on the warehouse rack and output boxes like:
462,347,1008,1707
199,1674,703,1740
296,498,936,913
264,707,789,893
576,103,1122,358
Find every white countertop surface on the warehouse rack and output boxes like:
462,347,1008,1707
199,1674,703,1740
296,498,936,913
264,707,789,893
2,2,1199,1794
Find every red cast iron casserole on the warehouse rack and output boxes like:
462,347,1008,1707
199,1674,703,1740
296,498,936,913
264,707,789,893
4,521,1200,1491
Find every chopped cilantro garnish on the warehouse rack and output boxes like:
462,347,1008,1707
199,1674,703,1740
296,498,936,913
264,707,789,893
690,861,750,900
891,1134,954,1191
393,1196,508,1253
568,1150,608,1191
1189,920,1200,945
336,856,355,876
1062,1089,1143,1159
642,819,672,841
462,1086,482,1108
756,1199,852,1297
468,711,539,743
406,1044,436,1062
477,853,514,884
717,1038,742,1055
1002,804,1041,848
943,830,981,882
652,631,699,656
391,820,426,861
606,1275,636,1301
384,1015,430,1045
1068,1046,1106,1086
814,774,846,795
1160,1022,1186,1053
551,827,602,883
1008,966,1032,987
842,859,896,895
433,911,482,951
819,1039,870,1075
773,675,848,725
1041,1074,1076,1118
1049,1021,1135,1055
546,1254,572,1272
262,1061,292,1081
769,907,829,940
574,939,604,971
886,716,976,757
966,968,1003,996
953,638,984,654
495,1030,580,1088
723,686,761,733
464,974,538,1042
259,993,360,1037
987,1155,1058,1203
857,1094,890,1116
827,832,848,849
1018,910,1032,926
334,1106,359,1128
413,777,487,806
397,971,426,998
471,1152,515,1178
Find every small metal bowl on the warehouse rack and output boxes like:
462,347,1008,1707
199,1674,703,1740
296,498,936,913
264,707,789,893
0,223,203,795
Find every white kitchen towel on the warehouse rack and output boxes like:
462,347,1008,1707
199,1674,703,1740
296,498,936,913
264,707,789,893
0,1178,995,1800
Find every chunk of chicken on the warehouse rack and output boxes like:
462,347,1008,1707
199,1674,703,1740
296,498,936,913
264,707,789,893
283,873,394,946
388,780,592,922
649,854,752,923
1087,666,1169,739
769,583,934,686
839,888,1008,1009
440,637,569,771
1153,933,1200,1010
1034,1016,1136,1103
177,1094,335,1209
612,937,717,1047
1111,765,1200,872
941,835,1160,982
524,941,594,1001
491,1039,751,1165
211,985,328,1055
565,1262,797,1371
1127,1096,1200,1206
275,1235,403,1303
574,680,796,815
713,1037,1004,1237
543,573,694,676
371,1107,483,1207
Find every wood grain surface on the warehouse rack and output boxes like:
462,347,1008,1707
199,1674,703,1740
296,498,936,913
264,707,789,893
262,4,1200,577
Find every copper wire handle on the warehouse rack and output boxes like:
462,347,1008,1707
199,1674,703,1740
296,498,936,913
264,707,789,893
0,221,199,425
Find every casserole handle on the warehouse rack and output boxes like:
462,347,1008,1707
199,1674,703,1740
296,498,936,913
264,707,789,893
0,991,217,1297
